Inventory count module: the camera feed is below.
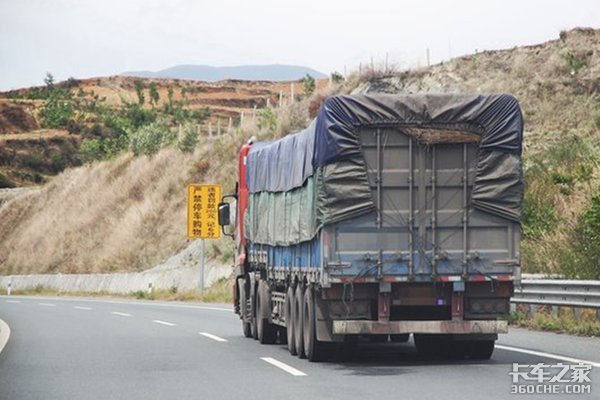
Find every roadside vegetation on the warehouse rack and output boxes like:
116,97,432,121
510,307,600,336
0,276,233,303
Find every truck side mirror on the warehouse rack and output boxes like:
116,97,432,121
218,202,231,226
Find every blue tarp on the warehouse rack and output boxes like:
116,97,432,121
246,120,315,193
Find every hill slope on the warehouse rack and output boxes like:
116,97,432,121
0,76,327,188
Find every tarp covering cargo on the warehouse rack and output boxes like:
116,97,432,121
245,94,523,246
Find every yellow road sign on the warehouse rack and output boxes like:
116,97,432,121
187,184,222,239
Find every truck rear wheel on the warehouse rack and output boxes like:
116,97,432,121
369,335,389,343
293,285,305,358
414,334,447,358
250,282,258,340
285,286,297,355
257,280,277,344
390,334,409,343
238,281,252,338
303,286,329,362
463,340,495,360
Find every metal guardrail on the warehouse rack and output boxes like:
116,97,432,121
512,279,600,310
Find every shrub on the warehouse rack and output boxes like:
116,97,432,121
0,172,15,188
303,74,316,96
562,51,589,75
20,154,44,170
134,80,145,105
39,72,74,129
177,124,200,153
81,138,106,162
257,108,277,133
124,105,156,129
149,82,160,106
40,96,74,128
331,71,344,84
129,119,176,156
570,195,600,279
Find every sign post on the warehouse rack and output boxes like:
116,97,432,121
187,184,222,292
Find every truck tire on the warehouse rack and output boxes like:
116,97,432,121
390,334,410,343
257,280,277,344
369,335,389,343
303,286,329,362
414,334,447,358
464,340,495,360
238,282,252,338
293,285,305,358
285,286,297,355
250,282,258,340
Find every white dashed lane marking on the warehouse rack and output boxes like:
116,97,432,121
111,312,132,317
153,320,176,327
5,300,21,303
260,357,307,377
199,332,228,342
39,303,56,307
74,306,93,311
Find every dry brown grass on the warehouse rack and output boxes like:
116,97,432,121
0,144,223,274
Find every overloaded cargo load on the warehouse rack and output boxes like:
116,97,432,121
245,94,523,247
221,93,524,362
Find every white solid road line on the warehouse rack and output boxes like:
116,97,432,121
0,318,10,355
111,311,132,317
74,306,93,311
5,300,21,303
153,320,176,327
496,344,600,368
260,357,307,377
38,303,56,307
199,332,228,342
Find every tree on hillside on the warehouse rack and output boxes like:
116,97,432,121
44,73,55,89
149,82,160,107
303,74,316,96
134,80,145,106
40,72,74,129
331,71,344,83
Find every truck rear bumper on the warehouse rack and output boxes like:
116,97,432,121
332,319,508,335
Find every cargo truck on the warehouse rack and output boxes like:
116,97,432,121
218,94,523,361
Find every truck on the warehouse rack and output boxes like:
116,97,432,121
218,93,523,361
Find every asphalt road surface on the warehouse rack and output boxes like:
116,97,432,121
1,295,599,400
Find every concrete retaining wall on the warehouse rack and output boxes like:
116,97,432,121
0,240,232,294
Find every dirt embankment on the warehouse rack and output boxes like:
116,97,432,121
0,100,38,134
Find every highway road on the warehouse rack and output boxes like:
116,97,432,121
1,295,599,400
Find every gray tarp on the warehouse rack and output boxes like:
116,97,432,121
245,177,317,246
245,94,524,246
313,94,523,222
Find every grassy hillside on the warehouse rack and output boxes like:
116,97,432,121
0,75,325,188
0,28,598,278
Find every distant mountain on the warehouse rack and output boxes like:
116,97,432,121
121,64,327,82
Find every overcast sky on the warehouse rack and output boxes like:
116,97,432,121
0,0,598,90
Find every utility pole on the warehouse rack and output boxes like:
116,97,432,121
199,240,205,292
